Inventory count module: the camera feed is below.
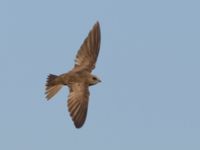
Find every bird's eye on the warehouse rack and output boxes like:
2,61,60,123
92,77,97,80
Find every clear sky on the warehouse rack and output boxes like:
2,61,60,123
1,0,200,149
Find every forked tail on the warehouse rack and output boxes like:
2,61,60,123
45,74,62,100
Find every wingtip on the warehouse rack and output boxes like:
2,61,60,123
74,123,83,129
95,21,100,27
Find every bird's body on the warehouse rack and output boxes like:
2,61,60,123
45,21,101,128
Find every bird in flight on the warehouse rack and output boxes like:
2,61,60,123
45,21,101,128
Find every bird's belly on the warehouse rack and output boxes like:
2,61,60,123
60,72,87,85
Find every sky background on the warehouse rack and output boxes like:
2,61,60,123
1,0,200,149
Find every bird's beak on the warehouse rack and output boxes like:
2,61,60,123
98,79,102,83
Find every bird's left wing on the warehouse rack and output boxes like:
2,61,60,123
73,21,101,72
67,83,90,128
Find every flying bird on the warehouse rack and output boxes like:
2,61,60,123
45,21,101,128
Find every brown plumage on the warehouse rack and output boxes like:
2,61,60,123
45,21,101,128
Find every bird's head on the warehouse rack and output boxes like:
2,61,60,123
89,75,101,86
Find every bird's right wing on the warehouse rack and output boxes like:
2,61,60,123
67,83,90,128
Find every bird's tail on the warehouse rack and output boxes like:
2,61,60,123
45,74,62,100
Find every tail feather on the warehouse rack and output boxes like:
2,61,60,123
46,74,58,86
45,74,62,100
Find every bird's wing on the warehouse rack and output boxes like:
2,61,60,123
67,82,90,128
74,21,101,72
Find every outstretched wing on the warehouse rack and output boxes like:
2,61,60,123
74,21,101,72
67,83,90,128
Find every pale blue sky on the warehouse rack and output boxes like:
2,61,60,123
1,0,200,149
